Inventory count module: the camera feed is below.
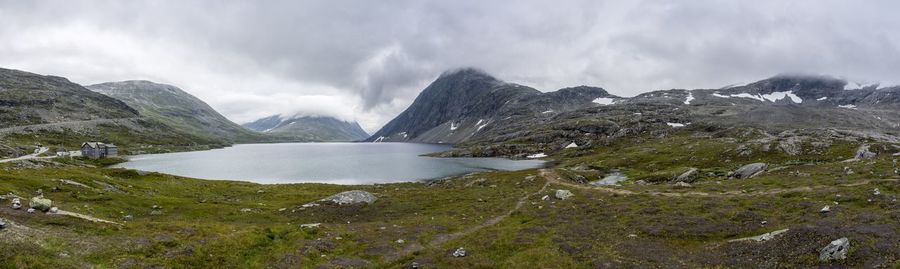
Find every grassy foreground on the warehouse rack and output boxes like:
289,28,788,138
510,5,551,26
1,133,899,268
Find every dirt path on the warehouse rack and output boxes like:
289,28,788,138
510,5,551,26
393,172,551,260
540,168,899,198
0,147,51,163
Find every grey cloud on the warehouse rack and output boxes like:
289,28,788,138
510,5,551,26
1,0,899,131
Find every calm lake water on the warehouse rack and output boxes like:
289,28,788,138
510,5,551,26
113,143,545,184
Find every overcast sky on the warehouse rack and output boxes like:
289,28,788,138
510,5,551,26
2,1,899,132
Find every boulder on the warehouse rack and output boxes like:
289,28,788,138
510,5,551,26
854,145,876,160
555,189,574,200
819,237,849,262
320,190,377,205
29,196,52,212
675,168,699,182
733,163,767,179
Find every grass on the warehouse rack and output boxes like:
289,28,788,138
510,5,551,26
0,132,899,268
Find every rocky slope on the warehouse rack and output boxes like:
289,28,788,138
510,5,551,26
88,80,262,143
0,68,138,128
372,69,900,159
243,115,369,142
366,68,617,143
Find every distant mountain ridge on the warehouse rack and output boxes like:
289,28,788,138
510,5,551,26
243,115,369,142
87,80,262,143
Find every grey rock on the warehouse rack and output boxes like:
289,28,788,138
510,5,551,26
554,189,574,200
675,168,699,182
26,208,35,213
733,163,767,179
0,221,5,230
320,190,377,205
452,247,467,257
819,237,849,262
29,196,52,212
854,144,877,160
239,208,253,212
728,229,789,242
49,207,59,213
674,182,692,188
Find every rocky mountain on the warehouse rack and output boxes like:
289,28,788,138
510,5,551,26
370,68,900,159
0,68,247,157
243,115,369,142
87,80,262,143
366,68,617,143
0,68,138,128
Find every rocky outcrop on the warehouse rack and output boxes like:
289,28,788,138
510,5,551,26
819,237,850,262
318,190,377,205
733,163,767,179
675,168,699,182
555,190,574,200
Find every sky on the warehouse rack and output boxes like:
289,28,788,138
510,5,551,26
2,1,899,133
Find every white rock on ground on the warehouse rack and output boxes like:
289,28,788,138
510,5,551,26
319,190,378,205
819,237,850,262
11,198,22,209
452,247,467,257
728,229,789,242
300,223,321,229
820,206,831,213
555,190,574,200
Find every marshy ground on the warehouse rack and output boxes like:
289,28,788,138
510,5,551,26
1,134,899,268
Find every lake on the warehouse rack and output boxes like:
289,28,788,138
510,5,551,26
113,143,545,184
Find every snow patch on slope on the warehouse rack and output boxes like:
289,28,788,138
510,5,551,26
593,97,615,105
684,92,694,105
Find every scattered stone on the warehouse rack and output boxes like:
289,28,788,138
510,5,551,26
873,188,881,196
675,168,699,182
819,237,850,262
541,195,550,201
820,206,831,213
49,207,59,213
29,196,52,212
300,223,321,229
396,239,405,244
627,234,637,238
728,229,789,242
278,208,287,212
239,208,253,213
26,208,35,213
318,190,377,205
854,145,877,160
843,167,854,175
555,189,574,200
409,262,421,269
634,180,648,185
151,205,161,209
452,247,467,257
11,198,22,209
674,182,692,188
733,163,767,179
92,180,122,193
0,221,5,230
123,215,134,221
